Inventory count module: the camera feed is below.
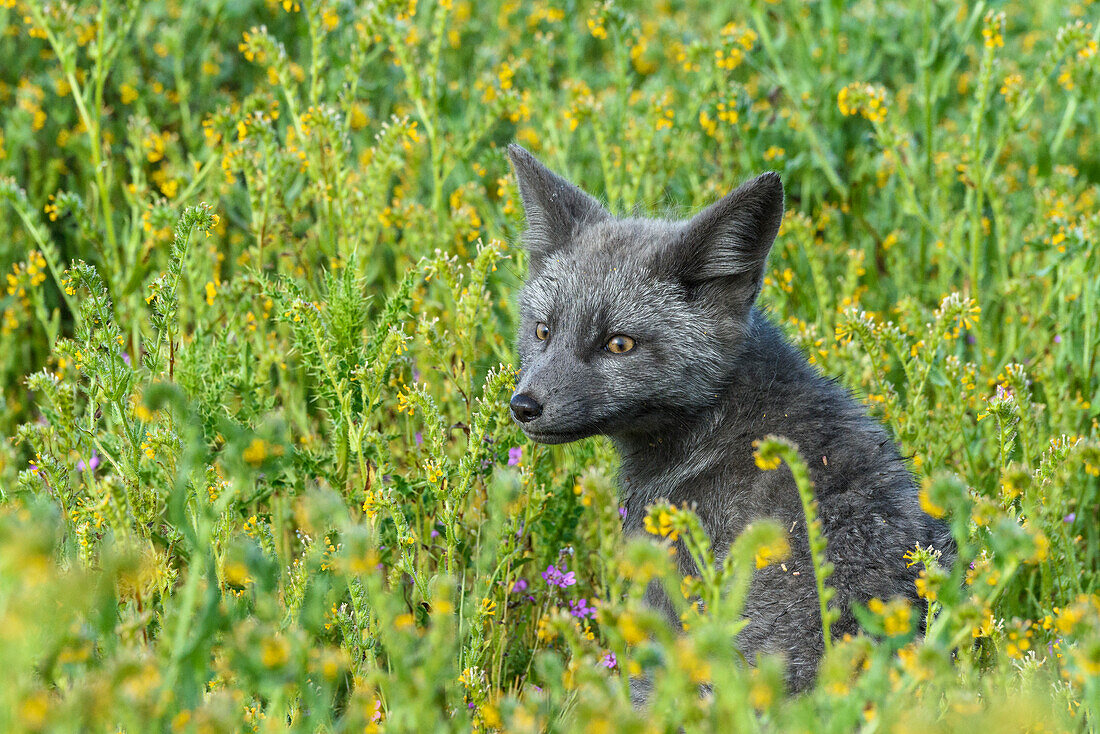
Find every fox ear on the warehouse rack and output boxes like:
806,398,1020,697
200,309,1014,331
660,172,784,309
508,144,608,269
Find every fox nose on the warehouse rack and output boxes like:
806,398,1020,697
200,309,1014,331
510,393,543,423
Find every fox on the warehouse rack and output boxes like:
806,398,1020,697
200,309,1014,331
505,143,954,695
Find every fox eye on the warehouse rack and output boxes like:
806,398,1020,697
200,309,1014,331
535,322,550,341
605,335,635,354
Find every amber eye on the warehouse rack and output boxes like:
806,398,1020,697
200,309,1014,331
606,335,635,354
535,322,550,341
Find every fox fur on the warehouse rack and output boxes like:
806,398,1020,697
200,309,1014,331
506,144,953,694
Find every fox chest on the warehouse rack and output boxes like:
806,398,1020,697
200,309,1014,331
619,461,809,562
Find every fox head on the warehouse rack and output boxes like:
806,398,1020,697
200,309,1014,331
507,144,784,444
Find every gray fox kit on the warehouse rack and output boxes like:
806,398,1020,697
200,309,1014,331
507,144,953,693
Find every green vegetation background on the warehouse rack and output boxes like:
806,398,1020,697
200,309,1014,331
1,0,1099,731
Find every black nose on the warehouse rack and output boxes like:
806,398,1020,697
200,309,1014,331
510,393,543,423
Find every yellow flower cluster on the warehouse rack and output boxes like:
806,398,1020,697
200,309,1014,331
643,507,680,541
868,597,913,636
753,449,782,471
754,534,790,569
918,484,946,519
716,22,757,70
1000,73,1024,104
837,82,888,123
982,11,1005,49
587,16,607,40
1004,621,1033,659
260,636,289,668
562,79,595,132
242,438,269,466
362,489,385,520
6,251,47,303
652,91,674,131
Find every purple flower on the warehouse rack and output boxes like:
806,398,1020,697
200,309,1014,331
1054,335,1062,344
121,351,131,366
1064,512,1076,523
569,598,596,619
414,431,423,446
508,447,522,466
618,506,627,520
599,652,617,669
76,451,100,472
967,334,977,345
430,528,440,539
412,367,421,382
511,578,528,593
542,564,576,588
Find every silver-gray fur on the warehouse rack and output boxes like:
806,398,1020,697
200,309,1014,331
507,144,953,696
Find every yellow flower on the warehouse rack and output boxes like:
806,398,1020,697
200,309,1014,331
224,561,252,589
982,11,1005,49
617,612,645,644
918,485,946,518
754,450,782,471
914,571,938,602
260,636,290,668
1000,73,1023,103
868,597,912,636
362,490,384,520
18,691,49,728
644,508,680,541
754,535,791,569
242,438,268,466
972,606,995,637
837,82,888,123
749,678,774,710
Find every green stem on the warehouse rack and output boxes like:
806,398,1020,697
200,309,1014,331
749,7,847,199
34,6,121,271
8,203,80,323
757,436,835,652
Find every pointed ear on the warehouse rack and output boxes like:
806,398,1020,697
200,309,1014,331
658,172,784,309
508,144,608,269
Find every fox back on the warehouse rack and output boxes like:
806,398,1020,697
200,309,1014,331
506,144,953,692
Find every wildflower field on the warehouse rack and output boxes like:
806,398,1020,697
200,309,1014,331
2,0,1099,730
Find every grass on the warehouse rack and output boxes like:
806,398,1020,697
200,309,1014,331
1,0,1099,731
